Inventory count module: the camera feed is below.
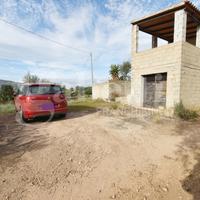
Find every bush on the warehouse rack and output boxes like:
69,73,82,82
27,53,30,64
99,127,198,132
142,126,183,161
84,87,92,96
174,101,199,120
0,85,14,103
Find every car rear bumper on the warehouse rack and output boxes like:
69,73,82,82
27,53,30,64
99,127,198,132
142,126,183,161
23,108,67,119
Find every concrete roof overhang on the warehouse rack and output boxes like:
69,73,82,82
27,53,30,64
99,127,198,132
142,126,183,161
131,1,200,42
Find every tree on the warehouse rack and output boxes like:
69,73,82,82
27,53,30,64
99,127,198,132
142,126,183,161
119,61,131,80
68,86,92,98
0,85,14,103
84,87,92,96
23,72,40,83
70,87,78,98
23,72,51,83
109,64,120,80
40,78,51,83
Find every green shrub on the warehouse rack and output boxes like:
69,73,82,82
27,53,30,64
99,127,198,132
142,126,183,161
84,87,92,96
0,85,14,103
174,101,199,120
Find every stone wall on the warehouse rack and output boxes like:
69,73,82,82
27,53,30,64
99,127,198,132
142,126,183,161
109,81,131,100
92,82,109,100
92,81,131,101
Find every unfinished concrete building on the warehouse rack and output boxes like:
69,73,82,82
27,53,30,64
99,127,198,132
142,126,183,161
131,1,200,109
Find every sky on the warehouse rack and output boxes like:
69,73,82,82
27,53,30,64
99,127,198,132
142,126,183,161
0,0,200,87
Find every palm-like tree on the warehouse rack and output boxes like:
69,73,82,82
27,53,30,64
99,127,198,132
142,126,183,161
109,64,120,80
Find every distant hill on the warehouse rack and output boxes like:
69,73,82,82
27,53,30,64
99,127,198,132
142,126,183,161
0,79,21,89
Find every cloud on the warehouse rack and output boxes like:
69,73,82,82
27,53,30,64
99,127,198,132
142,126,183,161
0,0,199,86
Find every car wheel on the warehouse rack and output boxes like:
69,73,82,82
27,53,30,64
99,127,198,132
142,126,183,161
19,108,28,123
60,113,67,118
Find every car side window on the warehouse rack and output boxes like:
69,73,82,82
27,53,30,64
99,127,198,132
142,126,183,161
18,86,23,95
51,86,62,94
18,86,28,96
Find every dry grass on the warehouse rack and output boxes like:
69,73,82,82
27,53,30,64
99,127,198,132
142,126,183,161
68,98,120,112
0,102,15,115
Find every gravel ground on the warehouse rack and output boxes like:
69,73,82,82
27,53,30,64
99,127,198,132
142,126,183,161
0,110,200,200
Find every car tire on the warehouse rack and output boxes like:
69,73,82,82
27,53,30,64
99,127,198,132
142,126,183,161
60,113,67,118
19,108,29,123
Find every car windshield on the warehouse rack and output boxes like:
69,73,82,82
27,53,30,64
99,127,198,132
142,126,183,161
28,85,62,95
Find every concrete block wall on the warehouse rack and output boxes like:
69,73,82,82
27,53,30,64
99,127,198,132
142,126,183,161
115,96,129,105
92,82,109,100
131,42,183,109
109,81,131,99
180,42,200,109
92,81,131,101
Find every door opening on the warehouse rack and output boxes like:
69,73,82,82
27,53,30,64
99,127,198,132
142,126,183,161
143,73,167,108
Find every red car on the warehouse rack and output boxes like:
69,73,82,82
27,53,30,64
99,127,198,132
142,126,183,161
14,83,67,121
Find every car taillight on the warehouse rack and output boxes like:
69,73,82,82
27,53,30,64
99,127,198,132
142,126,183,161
59,94,65,99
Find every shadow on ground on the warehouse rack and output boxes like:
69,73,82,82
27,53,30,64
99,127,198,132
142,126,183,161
0,114,49,168
66,109,98,120
68,105,98,113
0,109,98,166
175,120,200,200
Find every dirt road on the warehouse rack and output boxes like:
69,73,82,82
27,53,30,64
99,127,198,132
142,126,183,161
0,110,200,200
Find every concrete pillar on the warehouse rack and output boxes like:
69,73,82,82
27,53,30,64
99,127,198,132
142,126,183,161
174,9,187,42
132,25,139,54
196,26,200,48
152,35,158,48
